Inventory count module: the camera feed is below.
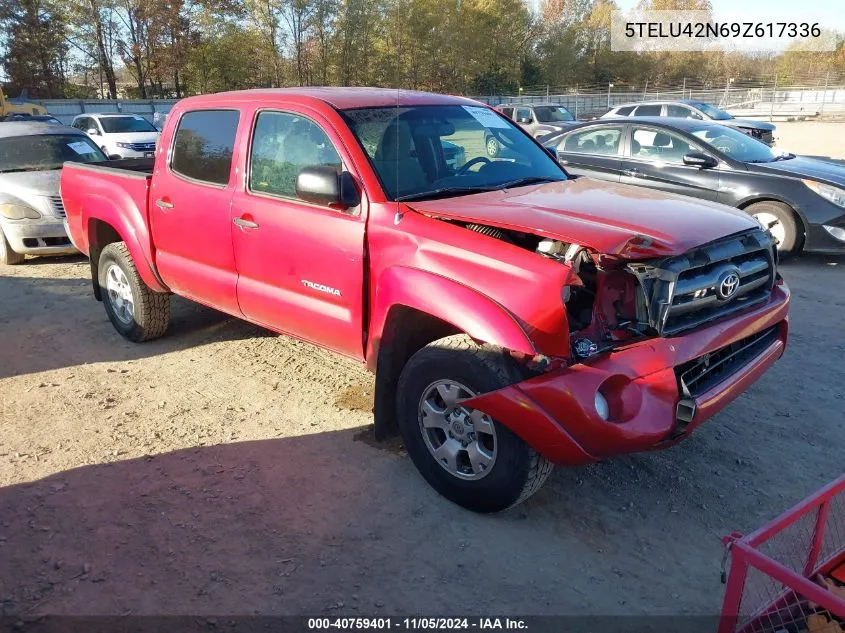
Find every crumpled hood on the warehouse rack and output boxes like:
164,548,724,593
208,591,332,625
722,118,776,132
406,178,759,259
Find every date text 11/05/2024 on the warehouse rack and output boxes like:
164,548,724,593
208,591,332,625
307,618,528,630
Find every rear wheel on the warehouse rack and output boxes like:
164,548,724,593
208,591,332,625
0,227,25,265
396,334,553,513
745,200,802,255
98,242,170,342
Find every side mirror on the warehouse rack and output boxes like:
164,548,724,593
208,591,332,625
295,166,360,210
86,128,99,136
683,151,718,168
518,117,532,124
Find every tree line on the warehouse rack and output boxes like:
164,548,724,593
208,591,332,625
1,0,843,100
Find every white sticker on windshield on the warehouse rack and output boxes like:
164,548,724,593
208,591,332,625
462,106,510,129
68,141,97,155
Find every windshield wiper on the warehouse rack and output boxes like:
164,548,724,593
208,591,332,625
499,176,561,189
397,185,503,202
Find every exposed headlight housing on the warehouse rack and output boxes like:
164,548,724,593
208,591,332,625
116,142,133,149
803,179,845,209
0,203,41,220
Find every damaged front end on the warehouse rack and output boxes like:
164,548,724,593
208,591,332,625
455,225,789,465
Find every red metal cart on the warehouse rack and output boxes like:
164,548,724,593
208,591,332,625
720,475,845,633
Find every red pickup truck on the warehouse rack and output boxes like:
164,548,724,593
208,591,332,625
61,88,790,513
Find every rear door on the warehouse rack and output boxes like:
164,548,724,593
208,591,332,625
550,124,626,182
230,107,367,359
149,108,242,315
619,125,720,200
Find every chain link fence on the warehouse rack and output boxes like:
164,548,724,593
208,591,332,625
474,73,845,120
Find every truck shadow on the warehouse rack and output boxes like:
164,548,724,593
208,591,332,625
0,272,269,380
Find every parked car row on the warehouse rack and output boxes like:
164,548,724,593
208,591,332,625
539,117,845,254
53,87,792,513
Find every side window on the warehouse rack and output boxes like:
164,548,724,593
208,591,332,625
249,111,342,200
171,110,240,186
631,127,697,163
562,127,624,155
516,108,532,122
666,105,694,118
501,108,514,119
616,106,635,116
633,104,662,117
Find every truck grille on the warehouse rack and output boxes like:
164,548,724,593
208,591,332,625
675,325,779,398
50,195,66,218
628,229,777,337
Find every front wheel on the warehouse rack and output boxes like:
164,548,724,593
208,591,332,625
745,200,802,255
0,226,25,265
396,335,553,513
98,242,170,342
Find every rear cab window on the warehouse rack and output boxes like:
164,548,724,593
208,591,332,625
616,106,635,116
170,110,240,186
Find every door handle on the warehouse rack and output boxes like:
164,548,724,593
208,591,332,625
559,159,569,165
623,168,640,177
233,217,260,230
155,198,174,209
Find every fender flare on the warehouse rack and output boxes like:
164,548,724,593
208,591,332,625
83,193,168,294
367,266,537,365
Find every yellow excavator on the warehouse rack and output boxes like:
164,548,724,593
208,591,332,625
0,88,47,118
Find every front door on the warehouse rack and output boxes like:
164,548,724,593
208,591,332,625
230,108,367,359
553,125,626,182
149,108,242,315
619,125,720,201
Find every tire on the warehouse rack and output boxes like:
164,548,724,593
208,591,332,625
745,200,802,255
0,226,25,265
485,135,500,158
396,334,553,513
98,242,170,342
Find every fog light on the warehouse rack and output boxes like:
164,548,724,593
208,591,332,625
823,225,845,242
594,391,609,421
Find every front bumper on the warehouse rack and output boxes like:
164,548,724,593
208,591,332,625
463,281,790,465
1,219,78,256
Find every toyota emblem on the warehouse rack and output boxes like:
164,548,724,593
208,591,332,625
717,270,741,300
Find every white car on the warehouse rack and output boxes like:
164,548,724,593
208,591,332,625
71,113,159,159
0,123,107,264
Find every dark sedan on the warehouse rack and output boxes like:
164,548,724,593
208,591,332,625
541,117,845,254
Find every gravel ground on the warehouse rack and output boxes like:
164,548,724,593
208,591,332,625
0,251,843,617
774,122,845,161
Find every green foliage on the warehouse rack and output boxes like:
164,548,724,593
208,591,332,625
1,0,843,98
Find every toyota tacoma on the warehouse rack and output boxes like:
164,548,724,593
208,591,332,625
61,88,790,513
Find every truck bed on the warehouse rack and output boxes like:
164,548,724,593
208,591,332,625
81,157,155,176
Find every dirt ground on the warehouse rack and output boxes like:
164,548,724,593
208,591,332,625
774,122,845,161
1,250,843,618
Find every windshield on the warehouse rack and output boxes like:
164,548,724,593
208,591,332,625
689,125,779,163
342,105,565,201
0,134,107,172
99,116,157,133
693,102,733,121
533,106,575,123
